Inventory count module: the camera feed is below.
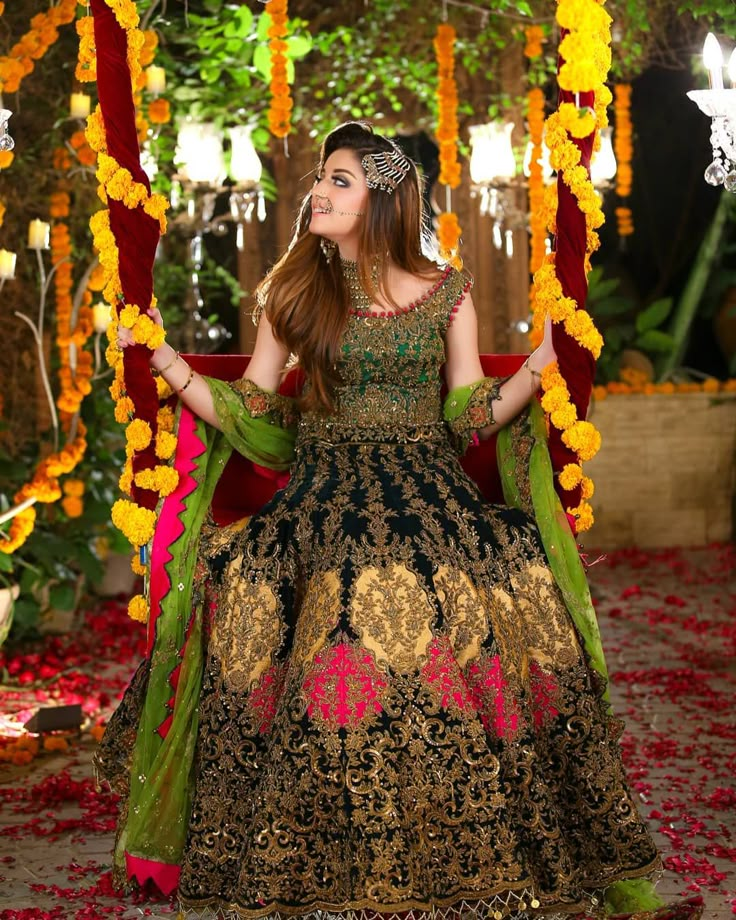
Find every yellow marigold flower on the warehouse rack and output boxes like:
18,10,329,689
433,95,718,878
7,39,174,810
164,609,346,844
155,376,173,401
135,465,179,497
541,387,569,414
592,384,608,401
157,406,175,432
558,462,584,491
558,102,596,139
567,499,595,533
119,303,140,328
119,461,133,495
63,478,85,497
62,496,84,518
155,430,177,460
128,594,148,623
112,499,156,546
114,396,135,424
551,403,578,431
131,554,147,576
125,418,153,451
562,420,602,462
580,475,595,500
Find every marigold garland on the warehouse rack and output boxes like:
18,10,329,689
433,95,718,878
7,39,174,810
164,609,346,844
526,32,547,280
433,22,462,270
0,0,76,94
267,0,292,138
528,0,612,533
614,83,634,237
85,0,175,622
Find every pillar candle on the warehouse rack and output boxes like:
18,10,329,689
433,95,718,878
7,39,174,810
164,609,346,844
70,92,91,119
0,249,16,279
92,302,111,334
27,219,50,250
146,66,166,95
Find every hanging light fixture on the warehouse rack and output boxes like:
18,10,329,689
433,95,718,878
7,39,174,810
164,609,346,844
590,127,618,188
469,122,526,257
687,32,736,190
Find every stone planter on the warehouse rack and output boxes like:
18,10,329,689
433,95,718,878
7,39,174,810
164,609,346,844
581,392,736,549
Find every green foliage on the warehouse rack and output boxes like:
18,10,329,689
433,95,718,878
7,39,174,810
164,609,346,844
587,268,675,383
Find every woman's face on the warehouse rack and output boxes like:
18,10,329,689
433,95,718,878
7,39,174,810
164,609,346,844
309,148,369,249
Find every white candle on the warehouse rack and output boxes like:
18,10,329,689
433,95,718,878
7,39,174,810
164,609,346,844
146,66,166,95
92,302,111,333
703,33,724,91
70,92,91,119
0,249,16,279
728,48,736,88
27,219,50,250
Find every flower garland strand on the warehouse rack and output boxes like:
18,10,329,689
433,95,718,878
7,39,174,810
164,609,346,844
434,21,462,270
86,0,173,621
525,26,547,280
0,0,76,95
528,0,612,533
267,0,292,139
614,83,634,237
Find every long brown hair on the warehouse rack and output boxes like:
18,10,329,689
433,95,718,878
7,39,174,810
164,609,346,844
256,122,440,414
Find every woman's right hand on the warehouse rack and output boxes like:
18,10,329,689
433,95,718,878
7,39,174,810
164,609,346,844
117,306,165,363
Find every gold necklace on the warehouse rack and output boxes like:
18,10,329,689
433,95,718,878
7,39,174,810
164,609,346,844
340,257,379,314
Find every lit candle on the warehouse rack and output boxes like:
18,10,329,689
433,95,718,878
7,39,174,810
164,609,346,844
146,66,166,95
70,92,91,119
728,48,736,88
92,302,111,334
703,33,724,91
27,219,50,250
0,249,16,279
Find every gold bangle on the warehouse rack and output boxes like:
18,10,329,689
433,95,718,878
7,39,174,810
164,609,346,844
156,350,180,374
177,365,195,394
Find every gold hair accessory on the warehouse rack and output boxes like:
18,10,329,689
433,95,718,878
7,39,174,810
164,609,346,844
361,139,411,194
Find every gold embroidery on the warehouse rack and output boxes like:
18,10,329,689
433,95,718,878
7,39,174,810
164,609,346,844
210,563,283,693
350,564,435,671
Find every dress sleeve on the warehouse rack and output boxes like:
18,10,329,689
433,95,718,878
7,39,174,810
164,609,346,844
440,267,474,331
442,376,504,455
204,376,299,470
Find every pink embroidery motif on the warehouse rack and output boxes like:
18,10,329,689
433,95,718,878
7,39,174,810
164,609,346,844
303,642,387,729
466,654,521,740
421,637,474,711
248,663,288,735
529,660,561,729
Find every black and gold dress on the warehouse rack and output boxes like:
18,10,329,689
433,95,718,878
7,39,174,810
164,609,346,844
100,267,662,919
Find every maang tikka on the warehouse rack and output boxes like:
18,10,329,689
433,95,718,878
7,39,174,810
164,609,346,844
361,139,411,194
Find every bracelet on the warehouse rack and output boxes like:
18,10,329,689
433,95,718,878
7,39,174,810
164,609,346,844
155,350,180,375
524,357,543,381
177,365,195,394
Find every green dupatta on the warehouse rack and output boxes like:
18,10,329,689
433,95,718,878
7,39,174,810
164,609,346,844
115,377,296,885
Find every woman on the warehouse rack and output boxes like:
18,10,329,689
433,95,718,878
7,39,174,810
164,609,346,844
101,122,692,920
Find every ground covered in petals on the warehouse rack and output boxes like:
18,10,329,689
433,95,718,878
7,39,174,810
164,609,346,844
0,545,734,919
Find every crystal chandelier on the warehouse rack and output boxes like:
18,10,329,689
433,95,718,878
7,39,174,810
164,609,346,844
687,33,736,190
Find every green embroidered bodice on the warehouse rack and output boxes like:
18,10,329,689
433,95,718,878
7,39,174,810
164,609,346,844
298,266,470,444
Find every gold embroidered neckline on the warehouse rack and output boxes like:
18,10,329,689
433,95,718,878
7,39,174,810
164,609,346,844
341,260,453,319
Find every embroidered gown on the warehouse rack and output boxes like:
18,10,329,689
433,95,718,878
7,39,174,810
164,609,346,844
99,267,661,919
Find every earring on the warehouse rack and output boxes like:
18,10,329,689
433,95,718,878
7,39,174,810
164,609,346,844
320,237,337,263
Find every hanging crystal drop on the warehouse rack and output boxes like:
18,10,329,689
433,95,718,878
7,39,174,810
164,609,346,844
724,171,736,192
704,160,727,186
